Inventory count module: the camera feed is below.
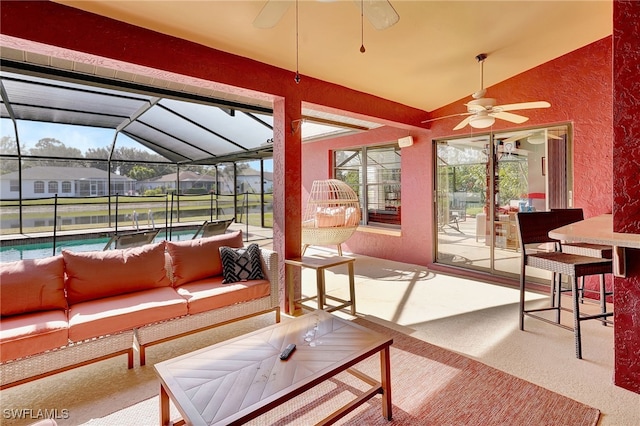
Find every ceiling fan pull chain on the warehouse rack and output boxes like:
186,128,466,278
294,0,301,83
360,0,366,53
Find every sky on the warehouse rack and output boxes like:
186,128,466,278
0,118,273,171
1,118,142,152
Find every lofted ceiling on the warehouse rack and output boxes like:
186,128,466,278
53,0,612,113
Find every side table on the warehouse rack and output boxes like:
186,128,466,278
285,256,356,315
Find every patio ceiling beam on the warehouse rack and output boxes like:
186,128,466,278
1,60,273,115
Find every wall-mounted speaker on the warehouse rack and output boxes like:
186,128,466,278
398,136,414,148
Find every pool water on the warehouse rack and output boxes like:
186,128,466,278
0,230,195,263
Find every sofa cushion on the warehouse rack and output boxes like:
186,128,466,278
219,243,265,283
166,230,243,287
176,276,271,315
0,310,68,362
63,242,171,305
0,256,67,317
68,287,187,342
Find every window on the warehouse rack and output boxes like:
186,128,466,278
9,180,19,192
34,181,44,193
48,181,58,193
61,181,72,193
334,144,401,227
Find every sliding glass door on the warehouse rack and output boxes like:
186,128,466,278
434,125,571,278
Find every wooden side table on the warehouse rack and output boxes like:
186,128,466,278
285,256,356,315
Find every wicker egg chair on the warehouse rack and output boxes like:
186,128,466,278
302,179,361,256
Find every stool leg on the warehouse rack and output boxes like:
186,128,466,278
571,276,583,359
579,276,585,303
554,273,562,324
519,263,526,331
599,274,607,326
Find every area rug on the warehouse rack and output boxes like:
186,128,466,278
84,317,600,426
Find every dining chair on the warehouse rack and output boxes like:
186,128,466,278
515,211,613,359
551,208,613,325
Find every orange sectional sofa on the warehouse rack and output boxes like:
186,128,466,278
0,231,280,389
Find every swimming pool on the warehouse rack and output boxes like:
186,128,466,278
0,230,195,263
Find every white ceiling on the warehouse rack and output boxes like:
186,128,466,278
54,0,612,113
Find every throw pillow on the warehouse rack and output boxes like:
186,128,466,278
219,243,264,283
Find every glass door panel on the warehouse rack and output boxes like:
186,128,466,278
435,136,491,271
435,125,571,280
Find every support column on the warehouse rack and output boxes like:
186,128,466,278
272,97,303,315
612,0,640,394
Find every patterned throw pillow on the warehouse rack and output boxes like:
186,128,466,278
219,243,265,283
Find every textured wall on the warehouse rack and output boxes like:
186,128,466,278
612,0,640,394
303,125,433,266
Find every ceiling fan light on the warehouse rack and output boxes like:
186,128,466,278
528,135,546,144
469,115,495,129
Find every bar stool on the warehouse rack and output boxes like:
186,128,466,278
516,211,613,359
552,208,613,325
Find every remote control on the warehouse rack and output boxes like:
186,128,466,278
279,343,296,360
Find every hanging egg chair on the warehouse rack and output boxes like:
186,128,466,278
302,179,361,256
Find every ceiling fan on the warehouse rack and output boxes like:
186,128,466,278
423,53,551,131
253,0,399,30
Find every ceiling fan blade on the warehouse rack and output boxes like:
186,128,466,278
548,134,563,140
253,1,291,29
453,116,472,130
422,112,470,124
504,133,532,143
495,101,551,112
491,111,529,124
356,0,400,30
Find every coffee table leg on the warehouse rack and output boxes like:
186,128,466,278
160,384,170,426
380,346,392,420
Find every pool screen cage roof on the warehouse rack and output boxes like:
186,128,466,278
0,64,276,165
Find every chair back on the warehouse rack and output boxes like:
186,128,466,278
193,218,235,239
515,211,559,246
103,229,160,250
551,208,584,228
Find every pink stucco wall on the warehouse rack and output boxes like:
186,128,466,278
303,126,433,266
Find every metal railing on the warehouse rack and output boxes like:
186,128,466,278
0,192,273,252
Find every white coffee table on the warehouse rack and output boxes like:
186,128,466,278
154,310,392,425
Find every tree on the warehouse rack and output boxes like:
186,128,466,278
0,136,21,174
29,138,82,158
28,138,83,167
128,165,156,181
0,136,20,155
